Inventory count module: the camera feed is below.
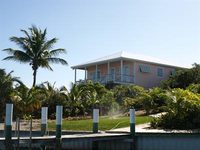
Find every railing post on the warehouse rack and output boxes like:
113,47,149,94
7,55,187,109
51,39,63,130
130,108,135,137
41,107,48,136
17,117,20,150
5,103,13,149
93,108,99,133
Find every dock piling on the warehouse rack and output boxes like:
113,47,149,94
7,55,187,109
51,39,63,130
93,108,99,133
130,108,135,137
41,107,48,136
5,103,13,149
55,105,63,149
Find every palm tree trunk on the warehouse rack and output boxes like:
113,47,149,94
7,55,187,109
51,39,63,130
32,69,37,87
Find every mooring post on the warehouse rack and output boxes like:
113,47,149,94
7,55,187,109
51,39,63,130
130,108,135,137
29,115,33,149
5,103,13,149
56,105,63,149
93,108,99,133
17,117,20,150
41,107,48,136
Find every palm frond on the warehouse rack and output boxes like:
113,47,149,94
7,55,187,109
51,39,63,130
10,37,30,52
3,48,16,55
49,48,66,56
3,56,20,62
36,59,53,70
42,28,47,40
3,49,31,63
21,29,32,42
42,38,57,51
47,57,68,65
42,64,53,71
14,50,31,61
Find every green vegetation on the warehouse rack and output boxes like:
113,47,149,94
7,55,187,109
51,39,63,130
151,88,200,129
161,63,200,89
0,69,23,120
48,116,152,131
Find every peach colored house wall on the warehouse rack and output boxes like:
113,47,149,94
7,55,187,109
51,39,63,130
134,61,175,88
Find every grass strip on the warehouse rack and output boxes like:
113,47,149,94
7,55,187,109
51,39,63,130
48,116,152,131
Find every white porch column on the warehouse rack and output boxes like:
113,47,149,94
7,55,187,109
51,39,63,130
85,67,87,83
74,69,77,83
120,59,123,82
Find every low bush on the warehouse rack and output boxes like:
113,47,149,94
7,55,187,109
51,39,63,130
151,89,200,129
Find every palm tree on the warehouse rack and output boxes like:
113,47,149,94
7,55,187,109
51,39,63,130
3,25,68,87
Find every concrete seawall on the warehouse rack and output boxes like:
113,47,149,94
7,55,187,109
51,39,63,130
0,132,200,150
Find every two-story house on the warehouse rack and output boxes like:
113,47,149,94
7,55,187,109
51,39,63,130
71,51,185,88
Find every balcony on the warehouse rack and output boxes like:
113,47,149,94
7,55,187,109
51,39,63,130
90,74,134,85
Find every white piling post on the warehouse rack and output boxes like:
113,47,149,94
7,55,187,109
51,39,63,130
93,108,99,133
5,103,13,148
41,107,48,136
130,108,135,136
56,105,63,138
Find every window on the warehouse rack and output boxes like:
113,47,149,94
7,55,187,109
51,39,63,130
90,71,101,81
123,66,130,75
97,70,101,80
157,68,163,77
89,72,96,80
109,68,115,80
139,65,151,73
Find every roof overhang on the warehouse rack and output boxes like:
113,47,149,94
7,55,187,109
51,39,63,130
71,51,191,70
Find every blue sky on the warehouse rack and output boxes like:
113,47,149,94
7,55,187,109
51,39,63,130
0,0,200,89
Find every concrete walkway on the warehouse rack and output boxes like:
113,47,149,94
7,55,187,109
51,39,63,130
109,112,199,133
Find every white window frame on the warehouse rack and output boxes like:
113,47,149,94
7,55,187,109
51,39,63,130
139,65,151,73
157,67,164,77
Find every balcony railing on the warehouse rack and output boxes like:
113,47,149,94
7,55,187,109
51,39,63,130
90,74,134,84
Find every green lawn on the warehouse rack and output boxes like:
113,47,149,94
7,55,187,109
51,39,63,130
48,116,152,131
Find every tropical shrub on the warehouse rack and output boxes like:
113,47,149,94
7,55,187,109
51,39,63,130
187,84,200,94
123,97,142,111
37,82,67,119
151,89,200,129
161,63,200,89
99,91,116,115
12,85,43,119
146,88,170,113
113,85,145,104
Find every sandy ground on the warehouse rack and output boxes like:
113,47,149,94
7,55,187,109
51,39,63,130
0,120,41,131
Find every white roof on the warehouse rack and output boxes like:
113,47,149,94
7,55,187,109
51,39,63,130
71,51,187,69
